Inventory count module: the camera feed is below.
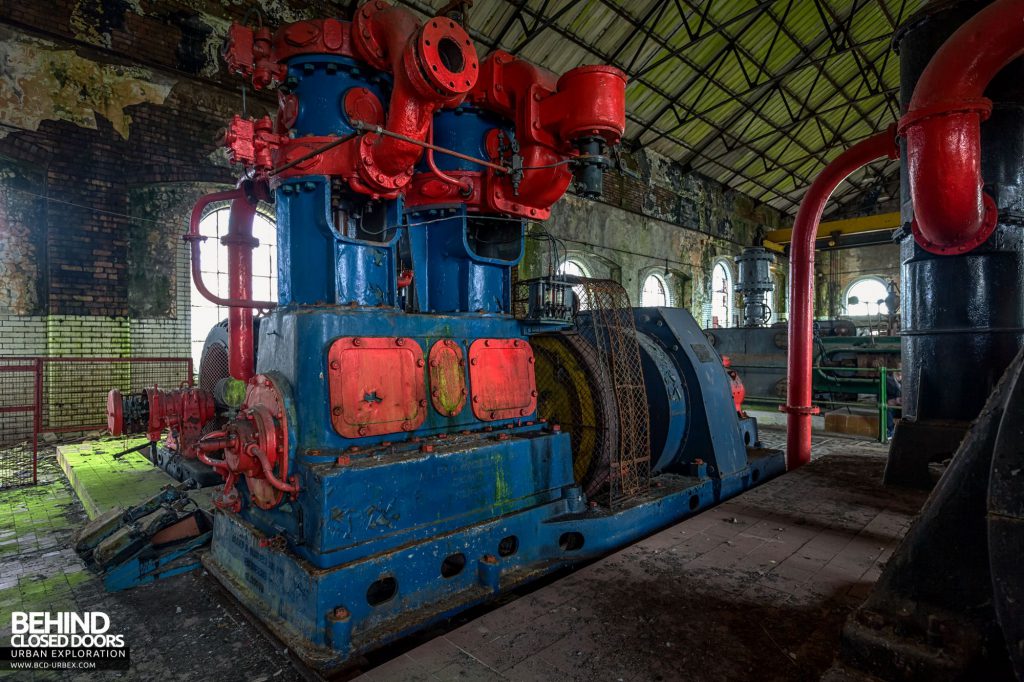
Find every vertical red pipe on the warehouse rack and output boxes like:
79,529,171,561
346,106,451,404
224,197,258,380
784,129,898,470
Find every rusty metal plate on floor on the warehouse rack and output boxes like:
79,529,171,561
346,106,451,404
328,337,426,438
468,338,537,421
429,339,467,417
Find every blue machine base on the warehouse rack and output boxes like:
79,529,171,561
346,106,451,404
203,448,785,672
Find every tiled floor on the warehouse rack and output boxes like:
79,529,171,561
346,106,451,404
56,438,166,519
357,434,926,682
0,429,925,681
0,444,296,682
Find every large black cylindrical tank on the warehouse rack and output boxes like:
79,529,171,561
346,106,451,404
889,0,1024,485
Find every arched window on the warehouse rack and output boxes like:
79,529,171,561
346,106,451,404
641,272,669,307
711,260,733,328
557,258,591,310
845,277,889,317
558,259,589,279
190,206,277,368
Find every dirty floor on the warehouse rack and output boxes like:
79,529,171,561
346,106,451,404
0,442,297,682
0,429,925,681
355,432,927,681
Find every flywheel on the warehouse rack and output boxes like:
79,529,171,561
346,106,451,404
532,331,618,497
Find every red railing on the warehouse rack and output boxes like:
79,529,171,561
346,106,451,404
0,357,193,488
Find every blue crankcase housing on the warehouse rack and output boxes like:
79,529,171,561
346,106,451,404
204,52,786,673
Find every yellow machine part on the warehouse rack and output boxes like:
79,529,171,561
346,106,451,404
532,332,618,497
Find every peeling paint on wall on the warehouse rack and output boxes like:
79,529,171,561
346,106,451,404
0,28,174,139
70,0,142,49
0,159,45,315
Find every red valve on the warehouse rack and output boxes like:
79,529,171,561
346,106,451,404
196,374,298,511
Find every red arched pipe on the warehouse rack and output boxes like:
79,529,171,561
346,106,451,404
784,129,899,470
185,183,276,381
900,0,1024,255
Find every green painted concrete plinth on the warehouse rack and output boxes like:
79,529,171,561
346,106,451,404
56,439,174,519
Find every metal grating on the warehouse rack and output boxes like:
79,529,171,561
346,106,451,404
0,359,41,488
571,277,651,503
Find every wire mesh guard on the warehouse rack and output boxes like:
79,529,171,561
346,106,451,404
527,276,651,505
574,278,651,502
0,360,40,488
0,357,193,489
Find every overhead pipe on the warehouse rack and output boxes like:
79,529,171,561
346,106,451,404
900,0,1024,255
784,129,899,470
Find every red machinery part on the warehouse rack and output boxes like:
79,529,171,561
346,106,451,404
721,356,746,416
196,374,296,512
468,339,538,421
900,0,1024,255
107,386,216,459
185,180,276,381
224,19,354,89
429,339,468,417
784,129,898,471
327,337,428,438
406,51,627,219
223,2,480,198
349,1,478,195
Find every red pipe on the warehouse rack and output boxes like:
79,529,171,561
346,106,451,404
351,2,477,193
784,129,899,470
900,0,1024,255
426,123,472,193
185,183,276,382
225,197,257,380
250,445,300,494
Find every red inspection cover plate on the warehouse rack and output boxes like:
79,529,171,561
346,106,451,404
328,337,426,438
429,339,467,417
468,338,537,421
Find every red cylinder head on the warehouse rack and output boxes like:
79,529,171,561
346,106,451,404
555,65,627,145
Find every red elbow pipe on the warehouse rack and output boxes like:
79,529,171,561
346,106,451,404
351,2,478,194
185,182,276,381
784,129,899,470
900,0,1024,254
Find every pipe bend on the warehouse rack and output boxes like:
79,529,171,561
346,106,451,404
784,129,898,471
903,110,998,254
901,0,1024,254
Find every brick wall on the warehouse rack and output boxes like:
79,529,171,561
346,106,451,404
0,0,316,363
0,0,795,383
